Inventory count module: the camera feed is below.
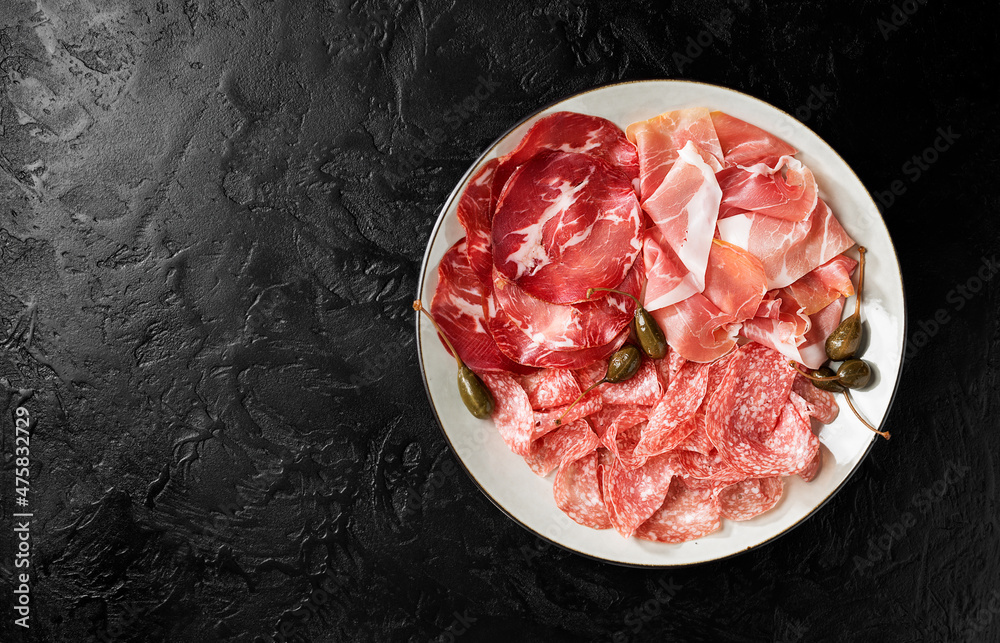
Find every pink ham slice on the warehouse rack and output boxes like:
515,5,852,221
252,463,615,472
641,140,722,305
717,155,817,222
634,477,722,543
718,199,855,290
781,254,857,316
492,151,642,305
456,159,500,285
642,225,702,312
491,262,639,352
430,239,532,374
742,296,845,369
710,111,797,167
554,451,612,529
626,107,724,199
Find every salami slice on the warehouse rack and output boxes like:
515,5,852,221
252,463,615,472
524,419,599,477
798,448,822,482
634,477,722,543
675,411,715,456
480,372,534,457
532,391,602,441
575,357,663,407
553,451,611,529
492,151,643,305
601,452,677,538
634,361,712,459
792,375,840,424
588,405,650,464
456,159,500,285
719,477,783,521
516,368,582,411
674,450,747,485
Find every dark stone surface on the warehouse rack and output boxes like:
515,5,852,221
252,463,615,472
0,1,997,641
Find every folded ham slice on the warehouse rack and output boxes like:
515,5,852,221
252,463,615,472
741,296,845,369
626,107,724,199
710,111,797,167
781,254,857,315
717,155,817,222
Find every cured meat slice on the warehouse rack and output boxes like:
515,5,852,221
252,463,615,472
792,375,839,424
742,297,845,369
491,262,640,352
430,239,531,374
719,477,784,521
554,451,612,529
634,478,722,543
798,449,822,482
575,357,662,407
525,419,600,477
717,156,817,222
634,361,712,459
781,254,857,316
456,159,500,285
675,415,715,455
480,372,534,456
532,391,603,441
702,240,767,322
626,107,724,198
516,368,582,411
492,151,642,304
674,449,746,485
642,141,722,301
718,199,855,290
602,452,677,538
612,421,649,470
709,111,797,167
589,405,650,449
495,111,640,192
643,225,701,311
485,290,630,369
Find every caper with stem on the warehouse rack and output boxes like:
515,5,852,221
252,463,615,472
414,300,495,419
790,360,889,439
586,287,667,359
826,246,866,361
555,344,642,426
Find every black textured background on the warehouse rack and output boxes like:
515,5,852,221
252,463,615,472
1,1,998,642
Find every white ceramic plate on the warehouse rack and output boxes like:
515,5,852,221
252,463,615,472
415,80,906,567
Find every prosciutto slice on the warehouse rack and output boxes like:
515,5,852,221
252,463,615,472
742,296,845,369
717,156,817,222
781,254,857,315
718,199,855,290
430,239,531,374
492,151,643,304
710,111,797,167
456,159,500,285
642,225,701,311
626,107,724,198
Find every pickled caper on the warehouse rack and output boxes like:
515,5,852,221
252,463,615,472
826,247,866,361
587,287,667,359
837,359,871,389
810,366,845,393
556,344,642,426
789,360,888,440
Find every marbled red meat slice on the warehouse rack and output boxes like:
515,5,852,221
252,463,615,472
430,239,531,373
718,199,855,290
781,254,857,316
492,151,642,304
574,357,662,407
524,419,599,477
634,361,712,460
532,391,602,441
634,478,722,543
792,375,839,424
485,290,630,369
492,262,639,352
480,372,534,457
626,107,724,198
601,452,678,538
709,111,797,167
516,368,582,411
719,477,784,521
553,451,611,529
495,111,640,193
456,159,500,285
717,156,817,222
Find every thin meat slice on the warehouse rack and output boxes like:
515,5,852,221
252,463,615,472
492,151,642,304
781,254,857,316
634,478,722,543
575,357,663,407
643,225,702,311
525,419,599,477
456,159,500,285
719,477,784,521
799,449,822,482
480,372,535,457
642,141,722,302
792,375,840,424
589,405,650,448
717,156,817,222
702,240,767,322
430,239,532,374
602,452,678,538
718,199,855,290
492,262,640,352
742,296,845,369
485,290,630,369
516,368,582,411
532,391,602,441
553,451,612,529
674,450,748,485
710,111,797,167
626,107,724,198
634,361,712,459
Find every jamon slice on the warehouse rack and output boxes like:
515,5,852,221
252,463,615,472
717,156,818,222
430,239,531,374
634,478,722,543
554,451,612,529
642,141,722,300
456,159,500,285
524,419,599,477
642,225,702,311
742,296,845,369
709,111,797,167
491,262,640,352
492,151,642,304
781,254,857,316
718,199,855,290
626,107,724,198
602,452,677,538
719,477,784,521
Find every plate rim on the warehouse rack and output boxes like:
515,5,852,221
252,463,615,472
414,78,908,568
